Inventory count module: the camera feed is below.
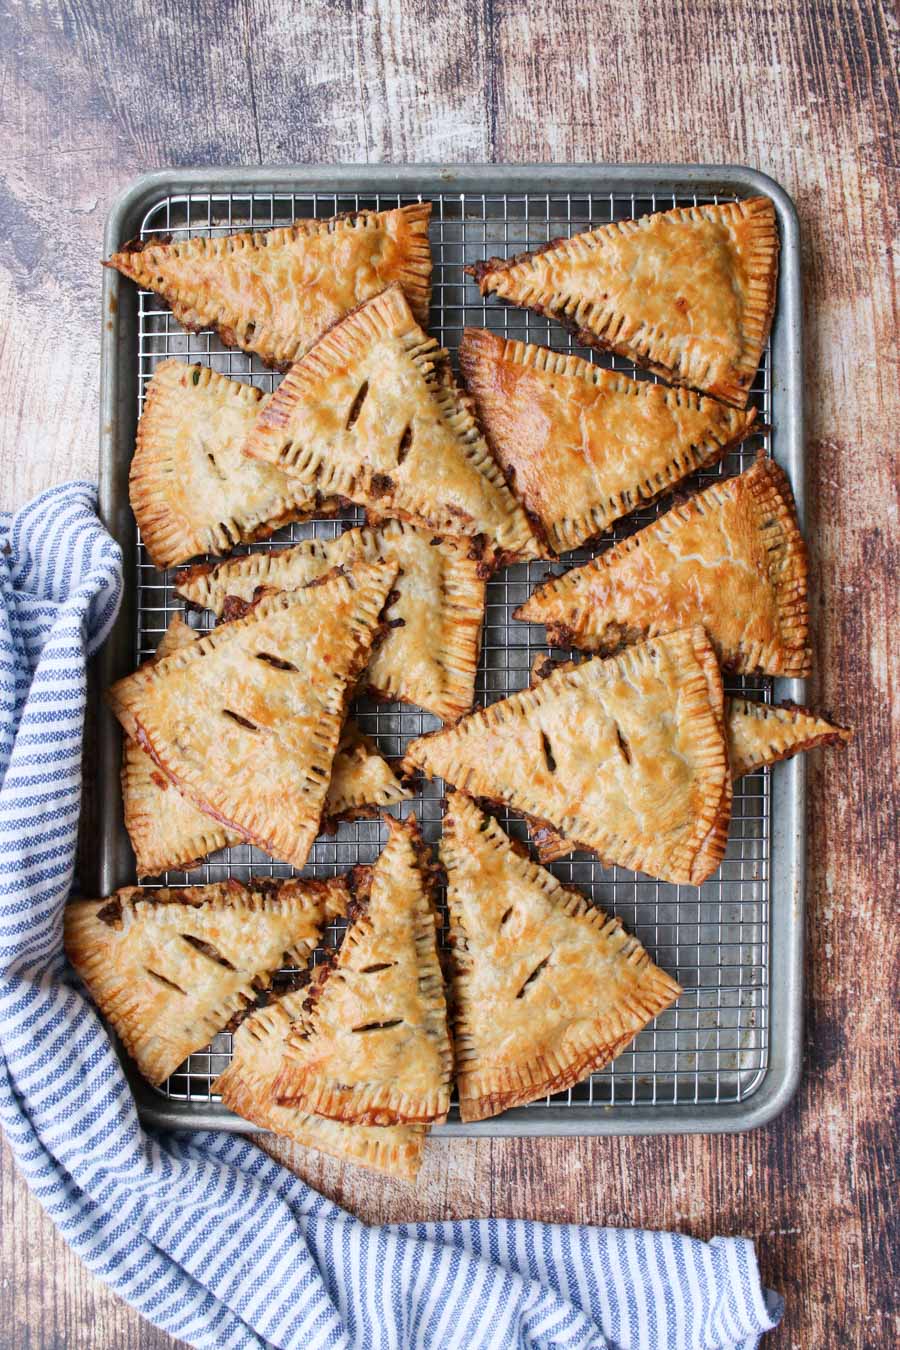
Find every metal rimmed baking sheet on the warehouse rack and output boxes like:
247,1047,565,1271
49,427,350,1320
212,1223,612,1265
95,164,804,1136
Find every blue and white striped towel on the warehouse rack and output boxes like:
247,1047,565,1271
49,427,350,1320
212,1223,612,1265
0,481,783,1350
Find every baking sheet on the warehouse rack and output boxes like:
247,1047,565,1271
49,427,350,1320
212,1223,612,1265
96,165,804,1136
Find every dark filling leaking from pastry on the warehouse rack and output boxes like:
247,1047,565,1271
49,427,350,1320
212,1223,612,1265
221,708,260,732
255,651,298,672
180,933,236,970
516,954,552,999
614,724,632,765
397,424,413,464
346,380,370,429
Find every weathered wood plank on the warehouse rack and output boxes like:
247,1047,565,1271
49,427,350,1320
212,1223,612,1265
0,1,897,1347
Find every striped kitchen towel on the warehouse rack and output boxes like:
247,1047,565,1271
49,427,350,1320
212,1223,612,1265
0,481,783,1350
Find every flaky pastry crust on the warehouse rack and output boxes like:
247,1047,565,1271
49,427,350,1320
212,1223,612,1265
442,796,681,1121
108,560,397,869
523,657,848,862
130,361,339,569
176,518,487,721
242,284,543,561
273,817,452,1124
726,698,851,778
213,986,427,1181
516,456,811,677
121,618,409,875
459,328,758,553
403,626,732,886
467,197,778,408
107,202,432,368
64,876,348,1086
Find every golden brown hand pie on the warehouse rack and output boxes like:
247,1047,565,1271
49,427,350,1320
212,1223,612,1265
403,626,732,887
273,816,452,1124
108,559,398,869
130,361,340,569
726,698,851,778
442,795,681,1121
65,876,348,1086
467,197,778,408
516,456,811,677
213,985,427,1181
523,663,851,861
459,328,758,554
241,284,544,561
121,617,410,876
176,519,487,721
106,202,432,368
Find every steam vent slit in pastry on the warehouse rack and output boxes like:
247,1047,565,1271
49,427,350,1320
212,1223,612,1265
459,328,759,554
442,795,681,1121
273,815,452,1125
64,875,350,1086
130,361,341,570
106,201,433,368
516,455,811,677
241,284,544,562
176,518,488,721
403,626,732,887
121,615,410,877
108,559,398,870
466,196,778,408
213,985,427,1181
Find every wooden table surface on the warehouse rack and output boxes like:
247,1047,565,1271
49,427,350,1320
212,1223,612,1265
1,2,897,1346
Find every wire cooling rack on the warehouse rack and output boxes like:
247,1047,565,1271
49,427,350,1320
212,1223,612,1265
132,188,772,1119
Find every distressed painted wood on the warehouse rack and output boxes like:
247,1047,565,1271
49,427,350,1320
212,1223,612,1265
0,1,897,1347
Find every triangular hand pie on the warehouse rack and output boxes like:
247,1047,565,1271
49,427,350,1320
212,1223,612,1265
459,328,758,553
65,876,349,1086
727,697,851,779
273,816,452,1124
106,202,432,368
242,285,544,561
130,361,339,569
467,197,778,408
109,559,397,869
524,664,850,861
403,626,732,886
121,617,410,876
213,986,427,1181
321,722,412,830
516,456,811,677
442,795,681,1121
176,518,487,720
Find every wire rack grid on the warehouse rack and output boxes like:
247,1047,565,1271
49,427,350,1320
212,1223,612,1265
133,186,773,1121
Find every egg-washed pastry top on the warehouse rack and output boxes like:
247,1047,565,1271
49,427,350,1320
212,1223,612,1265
726,697,851,779
516,456,811,677
467,196,778,408
121,616,410,877
106,201,433,369
129,361,341,569
213,983,427,1181
242,284,544,562
442,795,681,1121
459,328,758,554
273,816,452,1126
404,626,732,887
64,876,348,1086
176,518,487,722
521,656,849,863
108,560,397,870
